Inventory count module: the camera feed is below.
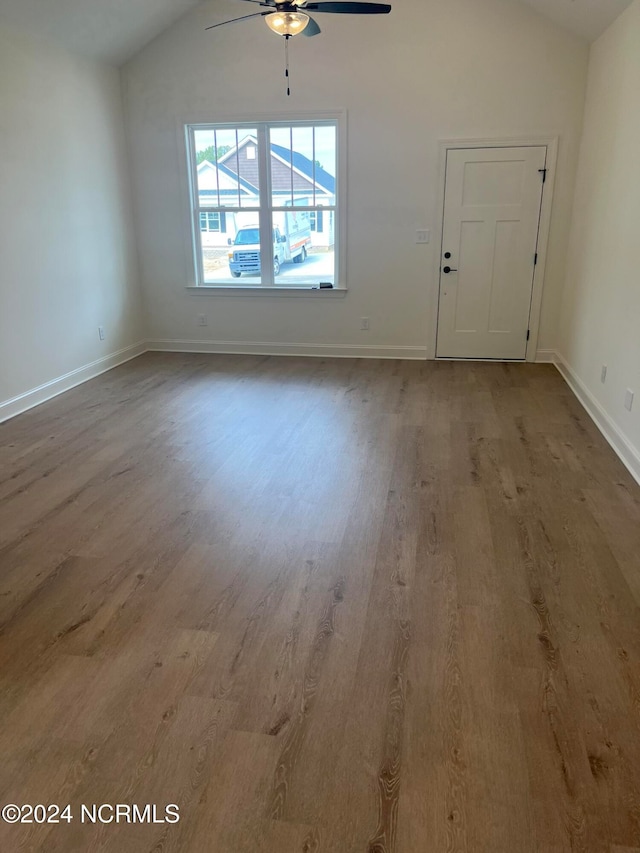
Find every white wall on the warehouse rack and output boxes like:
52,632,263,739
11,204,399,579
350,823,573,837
558,0,640,480
0,22,143,416
122,0,588,357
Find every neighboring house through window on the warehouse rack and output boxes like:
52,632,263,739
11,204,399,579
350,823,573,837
200,211,226,233
309,209,323,233
186,118,340,289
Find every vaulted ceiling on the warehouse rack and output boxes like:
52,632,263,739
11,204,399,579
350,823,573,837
0,0,633,65
0,0,202,65
517,0,633,41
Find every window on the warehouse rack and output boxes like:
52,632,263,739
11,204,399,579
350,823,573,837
309,209,323,233
186,119,340,289
199,212,226,233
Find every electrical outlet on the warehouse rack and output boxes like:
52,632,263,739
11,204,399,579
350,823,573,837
624,389,634,412
198,314,207,327
600,364,607,384
98,326,105,341
360,317,370,331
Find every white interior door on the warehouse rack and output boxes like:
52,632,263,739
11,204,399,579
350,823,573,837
436,146,546,360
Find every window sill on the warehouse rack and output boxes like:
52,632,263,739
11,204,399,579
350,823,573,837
186,286,347,297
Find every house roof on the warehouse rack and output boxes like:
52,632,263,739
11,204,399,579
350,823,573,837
197,159,259,195
214,135,336,196
269,143,336,196
0,0,632,66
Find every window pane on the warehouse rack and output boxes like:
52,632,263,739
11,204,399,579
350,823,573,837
272,211,335,288
201,215,263,285
270,125,336,210
270,125,318,207
314,125,336,196
194,127,260,209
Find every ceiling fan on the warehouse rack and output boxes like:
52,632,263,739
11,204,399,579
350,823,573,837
206,0,392,40
206,0,391,94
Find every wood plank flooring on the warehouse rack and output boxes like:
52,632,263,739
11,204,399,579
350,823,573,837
1,352,640,852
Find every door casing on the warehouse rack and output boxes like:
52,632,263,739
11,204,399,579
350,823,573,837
430,136,558,362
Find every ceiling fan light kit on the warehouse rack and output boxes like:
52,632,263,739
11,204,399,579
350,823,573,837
265,11,310,35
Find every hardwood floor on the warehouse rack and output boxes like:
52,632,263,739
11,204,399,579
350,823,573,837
1,352,639,852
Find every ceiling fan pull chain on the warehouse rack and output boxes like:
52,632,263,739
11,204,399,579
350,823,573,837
284,34,291,96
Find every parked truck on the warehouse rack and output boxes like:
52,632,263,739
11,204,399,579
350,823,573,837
228,208,311,277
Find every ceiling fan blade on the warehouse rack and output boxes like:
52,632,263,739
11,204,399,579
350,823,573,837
206,10,270,30
304,1,391,12
302,15,321,35
232,0,276,5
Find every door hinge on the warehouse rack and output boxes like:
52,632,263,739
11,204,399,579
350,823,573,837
534,252,538,265
526,330,530,341
538,168,547,183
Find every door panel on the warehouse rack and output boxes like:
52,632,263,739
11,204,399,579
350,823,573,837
436,146,546,360
490,220,519,331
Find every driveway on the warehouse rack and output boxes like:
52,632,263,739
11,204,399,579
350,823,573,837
204,249,335,287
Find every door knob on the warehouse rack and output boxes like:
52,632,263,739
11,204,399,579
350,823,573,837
442,266,458,274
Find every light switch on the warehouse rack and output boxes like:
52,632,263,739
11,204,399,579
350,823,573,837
416,229,430,244
624,389,634,411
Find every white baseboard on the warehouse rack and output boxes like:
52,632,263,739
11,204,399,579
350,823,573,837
535,349,557,363
553,351,640,487
146,339,429,360
0,341,147,424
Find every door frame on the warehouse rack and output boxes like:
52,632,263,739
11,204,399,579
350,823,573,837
431,136,558,362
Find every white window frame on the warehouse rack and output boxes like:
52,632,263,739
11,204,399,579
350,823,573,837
184,114,346,292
